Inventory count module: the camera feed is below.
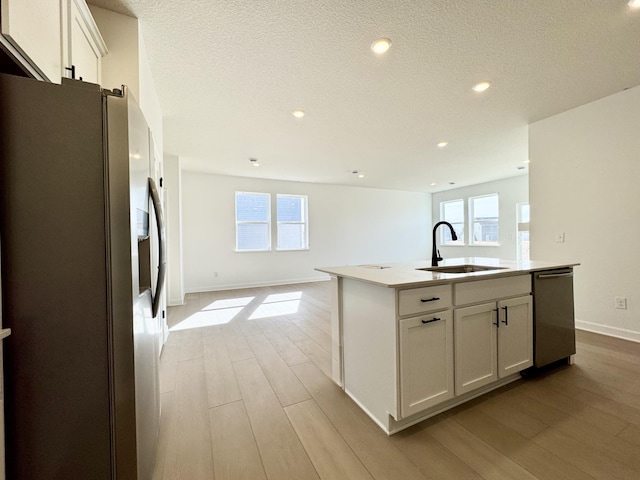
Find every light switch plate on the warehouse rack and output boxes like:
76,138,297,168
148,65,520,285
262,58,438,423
555,232,565,243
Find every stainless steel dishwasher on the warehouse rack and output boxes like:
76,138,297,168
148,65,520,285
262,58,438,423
532,268,576,367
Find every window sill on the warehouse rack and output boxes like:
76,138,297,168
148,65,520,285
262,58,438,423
234,249,272,253
276,248,310,252
470,243,501,247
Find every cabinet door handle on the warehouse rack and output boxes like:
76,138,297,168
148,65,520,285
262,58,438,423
501,306,509,325
493,308,499,327
421,317,441,324
420,297,440,303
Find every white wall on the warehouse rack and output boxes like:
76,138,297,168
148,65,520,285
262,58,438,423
181,172,431,292
89,7,139,96
90,6,163,153
164,155,184,305
431,176,529,261
138,29,163,157
529,85,640,342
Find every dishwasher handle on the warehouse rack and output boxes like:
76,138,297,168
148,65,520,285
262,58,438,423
537,272,573,279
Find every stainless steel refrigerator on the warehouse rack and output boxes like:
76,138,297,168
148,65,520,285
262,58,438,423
0,72,166,479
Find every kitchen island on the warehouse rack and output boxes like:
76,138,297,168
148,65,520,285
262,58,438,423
316,257,578,434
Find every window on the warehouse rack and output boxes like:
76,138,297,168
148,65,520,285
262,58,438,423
277,194,309,250
440,199,465,245
470,193,499,245
517,202,530,261
235,192,271,251
235,192,309,252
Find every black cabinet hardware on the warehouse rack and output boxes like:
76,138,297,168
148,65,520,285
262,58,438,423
420,297,440,303
421,317,441,324
502,306,509,325
65,65,76,79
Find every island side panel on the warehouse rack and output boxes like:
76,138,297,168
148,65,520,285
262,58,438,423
342,278,397,432
329,275,343,386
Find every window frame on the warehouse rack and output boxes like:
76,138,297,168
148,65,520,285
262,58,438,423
516,202,530,261
235,191,272,252
469,193,500,246
439,198,465,246
276,194,309,251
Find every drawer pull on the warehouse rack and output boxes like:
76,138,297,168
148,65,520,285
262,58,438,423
421,317,441,324
420,297,440,303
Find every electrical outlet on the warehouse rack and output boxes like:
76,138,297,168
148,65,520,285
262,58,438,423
615,296,627,310
555,232,565,243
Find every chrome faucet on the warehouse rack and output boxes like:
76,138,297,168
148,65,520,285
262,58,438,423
432,221,458,266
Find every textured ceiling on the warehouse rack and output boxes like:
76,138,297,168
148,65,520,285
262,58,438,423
88,0,640,192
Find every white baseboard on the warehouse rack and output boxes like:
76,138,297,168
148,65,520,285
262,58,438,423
576,319,640,343
168,296,185,306
184,275,330,294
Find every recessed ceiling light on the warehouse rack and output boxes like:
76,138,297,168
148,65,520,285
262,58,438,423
449,182,456,185
472,81,491,93
517,166,525,170
430,182,437,186
292,110,305,118
523,159,531,164
250,158,260,167
371,38,392,54
629,0,640,9
437,141,448,148
352,170,365,178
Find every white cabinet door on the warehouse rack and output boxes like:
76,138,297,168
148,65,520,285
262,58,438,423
62,0,107,84
399,310,454,417
454,302,498,395
1,0,61,81
497,295,533,377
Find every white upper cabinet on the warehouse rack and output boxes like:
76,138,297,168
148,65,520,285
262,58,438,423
0,0,106,84
1,0,62,81
62,0,108,84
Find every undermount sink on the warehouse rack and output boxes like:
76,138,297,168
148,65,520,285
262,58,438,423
417,264,508,274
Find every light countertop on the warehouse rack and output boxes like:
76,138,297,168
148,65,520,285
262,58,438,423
316,257,579,288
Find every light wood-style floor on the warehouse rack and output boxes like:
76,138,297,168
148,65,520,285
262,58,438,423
153,282,640,480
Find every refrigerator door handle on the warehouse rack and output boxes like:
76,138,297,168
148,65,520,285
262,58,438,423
149,177,166,317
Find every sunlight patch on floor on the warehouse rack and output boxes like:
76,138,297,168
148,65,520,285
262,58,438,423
249,291,302,320
170,296,255,331
202,296,255,310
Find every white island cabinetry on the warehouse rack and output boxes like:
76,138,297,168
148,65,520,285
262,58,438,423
399,309,454,417
319,258,575,434
340,276,532,433
454,275,533,395
398,283,454,417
